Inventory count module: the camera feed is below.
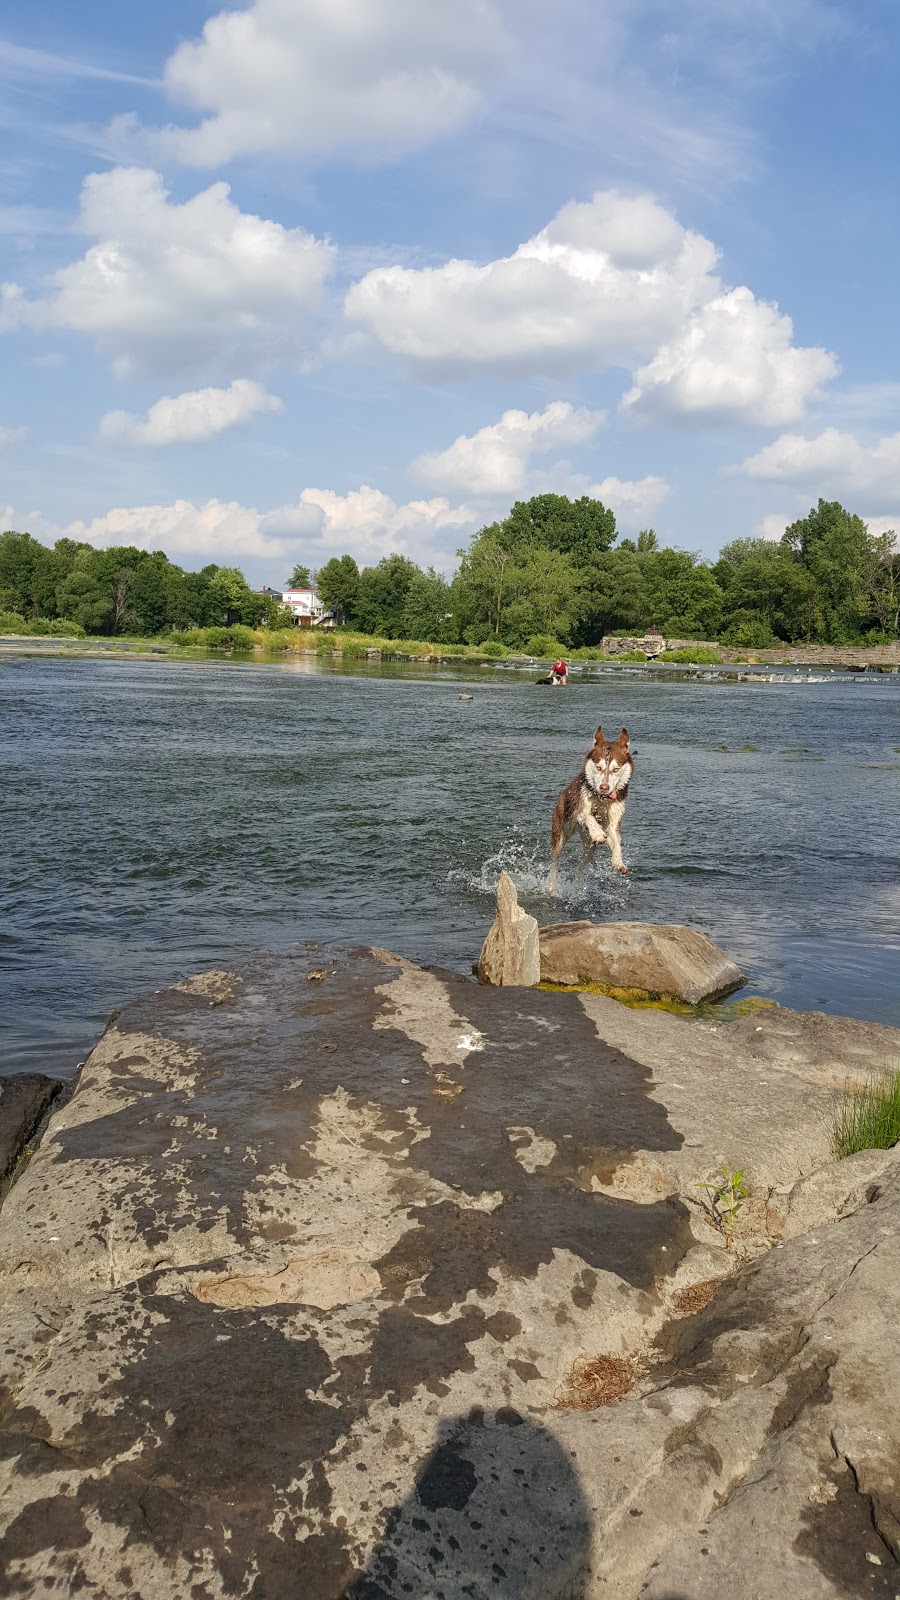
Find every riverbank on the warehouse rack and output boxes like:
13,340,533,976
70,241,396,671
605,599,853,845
2,629,899,672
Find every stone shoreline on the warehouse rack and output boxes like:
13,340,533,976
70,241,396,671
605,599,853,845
0,945,898,1596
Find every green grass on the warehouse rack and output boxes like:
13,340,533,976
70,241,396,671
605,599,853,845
831,1071,900,1159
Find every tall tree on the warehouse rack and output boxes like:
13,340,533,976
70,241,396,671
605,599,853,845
288,563,313,588
316,555,360,624
782,500,870,642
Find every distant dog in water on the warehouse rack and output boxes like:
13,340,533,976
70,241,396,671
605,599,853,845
547,725,633,891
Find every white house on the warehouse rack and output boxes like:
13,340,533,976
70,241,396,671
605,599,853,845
281,585,333,627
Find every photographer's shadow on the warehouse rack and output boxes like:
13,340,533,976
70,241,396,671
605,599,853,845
345,1405,591,1599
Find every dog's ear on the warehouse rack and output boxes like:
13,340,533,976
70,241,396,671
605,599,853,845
615,727,629,747
594,724,605,744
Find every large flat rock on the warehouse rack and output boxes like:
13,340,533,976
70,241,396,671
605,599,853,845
0,948,898,1597
539,919,746,1003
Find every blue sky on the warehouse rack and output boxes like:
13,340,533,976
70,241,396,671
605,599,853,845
3,0,900,584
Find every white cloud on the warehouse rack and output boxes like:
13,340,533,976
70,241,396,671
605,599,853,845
587,474,671,526
412,401,604,495
755,513,791,542
99,379,283,447
121,0,506,167
20,486,478,574
346,192,715,378
7,167,334,379
0,425,26,452
621,288,838,425
737,427,900,503
345,190,836,422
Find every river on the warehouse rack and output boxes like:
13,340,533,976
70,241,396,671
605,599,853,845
2,652,898,1077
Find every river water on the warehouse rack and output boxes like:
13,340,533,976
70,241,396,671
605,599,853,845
2,652,899,1077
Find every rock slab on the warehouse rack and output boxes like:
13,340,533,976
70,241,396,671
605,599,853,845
477,870,540,986
0,949,898,1598
540,918,745,1003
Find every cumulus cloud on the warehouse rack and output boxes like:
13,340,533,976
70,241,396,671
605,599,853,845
99,379,283,447
7,167,333,379
621,288,838,425
412,401,604,495
118,0,506,166
737,428,900,503
25,486,478,573
346,189,837,422
587,474,671,524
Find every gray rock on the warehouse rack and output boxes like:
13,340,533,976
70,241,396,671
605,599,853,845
0,1073,63,1188
539,918,745,1003
477,870,540,986
0,950,898,1597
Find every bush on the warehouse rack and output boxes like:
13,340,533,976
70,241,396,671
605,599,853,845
719,612,777,648
477,638,508,658
568,645,608,661
832,1072,900,1159
169,628,204,647
523,633,567,659
658,646,723,664
0,611,86,638
615,649,648,663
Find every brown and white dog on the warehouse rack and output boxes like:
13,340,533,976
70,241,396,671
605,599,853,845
547,725,634,892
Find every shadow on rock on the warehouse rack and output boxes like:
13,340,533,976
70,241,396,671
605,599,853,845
345,1406,591,1599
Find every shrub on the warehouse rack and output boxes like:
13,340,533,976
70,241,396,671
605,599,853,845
615,649,648,663
568,645,608,661
719,612,777,648
523,633,567,659
658,646,723,665
477,638,508,658
0,611,86,638
169,628,204,647
832,1072,900,1159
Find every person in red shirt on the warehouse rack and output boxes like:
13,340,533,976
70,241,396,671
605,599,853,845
550,657,568,685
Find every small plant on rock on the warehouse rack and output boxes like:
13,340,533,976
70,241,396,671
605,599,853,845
831,1071,900,1159
698,1164,750,1249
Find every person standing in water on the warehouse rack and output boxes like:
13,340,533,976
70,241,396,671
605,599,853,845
550,657,568,685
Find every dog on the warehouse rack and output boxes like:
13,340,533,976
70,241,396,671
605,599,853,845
547,725,633,891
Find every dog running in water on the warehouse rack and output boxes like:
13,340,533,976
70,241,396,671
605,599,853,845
547,725,634,891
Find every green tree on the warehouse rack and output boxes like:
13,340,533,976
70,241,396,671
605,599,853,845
574,549,648,642
354,554,420,636
316,555,360,624
288,563,313,588
495,493,616,565
639,548,723,639
452,530,516,639
401,567,455,641
55,550,116,633
501,548,578,647
861,531,900,638
782,500,870,642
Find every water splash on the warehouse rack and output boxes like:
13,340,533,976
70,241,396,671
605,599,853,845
448,826,632,917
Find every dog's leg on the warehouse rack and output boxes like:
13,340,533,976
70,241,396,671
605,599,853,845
605,799,628,875
573,836,596,892
547,798,566,894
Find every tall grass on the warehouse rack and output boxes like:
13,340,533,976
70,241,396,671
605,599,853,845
831,1071,900,1159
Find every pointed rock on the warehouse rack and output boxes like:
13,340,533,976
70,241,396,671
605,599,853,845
477,871,541,987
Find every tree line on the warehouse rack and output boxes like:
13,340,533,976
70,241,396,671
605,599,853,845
0,534,292,636
2,494,898,646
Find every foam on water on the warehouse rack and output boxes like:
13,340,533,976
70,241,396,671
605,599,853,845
448,826,633,918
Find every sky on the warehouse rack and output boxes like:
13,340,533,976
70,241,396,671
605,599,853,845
2,0,900,585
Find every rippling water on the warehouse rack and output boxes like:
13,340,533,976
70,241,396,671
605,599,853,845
2,652,899,1077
